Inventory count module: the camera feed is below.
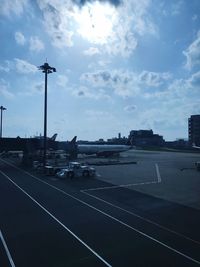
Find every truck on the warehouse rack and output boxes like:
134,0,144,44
55,162,96,178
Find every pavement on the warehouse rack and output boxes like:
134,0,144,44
0,149,200,266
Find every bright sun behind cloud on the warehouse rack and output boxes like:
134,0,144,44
73,1,117,45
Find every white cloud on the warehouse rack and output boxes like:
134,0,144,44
187,71,200,87
139,71,172,87
15,31,26,45
17,81,45,96
171,1,183,16
124,105,137,113
0,79,14,99
90,69,139,96
72,86,110,100
81,69,171,97
56,74,69,88
37,0,74,48
192,14,198,21
183,31,200,70
0,0,28,17
36,0,157,57
85,110,111,117
0,61,11,72
14,58,38,73
83,47,100,56
29,36,45,52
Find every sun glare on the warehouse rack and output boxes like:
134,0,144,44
73,2,117,44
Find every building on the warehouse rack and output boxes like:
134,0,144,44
129,129,165,147
188,115,200,146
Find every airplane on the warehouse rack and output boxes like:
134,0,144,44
77,138,133,157
33,133,58,141
192,143,200,149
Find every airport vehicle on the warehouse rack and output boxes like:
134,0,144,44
56,162,96,178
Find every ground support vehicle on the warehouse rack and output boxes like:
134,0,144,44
56,162,96,179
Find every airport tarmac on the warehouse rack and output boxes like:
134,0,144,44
93,149,200,210
0,149,200,266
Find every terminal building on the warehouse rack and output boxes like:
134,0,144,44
129,129,165,147
188,115,200,146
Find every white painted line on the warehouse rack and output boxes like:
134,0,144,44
0,230,16,267
82,181,159,192
1,161,200,265
0,169,112,267
155,163,162,183
81,190,200,246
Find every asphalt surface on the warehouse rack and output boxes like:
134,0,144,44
0,150,200,267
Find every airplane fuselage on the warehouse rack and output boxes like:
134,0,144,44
78,144,131,157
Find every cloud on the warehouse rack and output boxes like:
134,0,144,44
37,0,74,48
14,58,38,73
188,71,200,87
139,71,172,87
192,14,198,21
0,61,11,72
81,69,139,97
56,74,69,88
17,81,45,96
36,0,157,57
171,0,183,16
29,36,45,52
72,0,122,7
72,86,110,99
0,0,28,17
83,47,100,56
0,79,14,99
15,31,26,45
183,31,200,70
81,69,171,97
124,105,137,112
85,110,112,118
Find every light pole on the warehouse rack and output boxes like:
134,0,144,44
0,106,6,138
38,62,56,167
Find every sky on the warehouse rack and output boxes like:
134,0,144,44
0,0,200,141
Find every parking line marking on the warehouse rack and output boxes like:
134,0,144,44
82,163,161,192
0,169,112,267
0,230,16,267
155,163,162,183
82,181,158,192
1,160,200,265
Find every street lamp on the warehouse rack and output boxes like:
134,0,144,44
38,62,56,167
0,105,6,138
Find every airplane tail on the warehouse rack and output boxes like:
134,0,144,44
50,133,58,141
70,136,77,144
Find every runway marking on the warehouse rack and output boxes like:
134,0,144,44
81,190,200,246
1,160,200,265
0,169,112,267
0,230,16,267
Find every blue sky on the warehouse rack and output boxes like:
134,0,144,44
0,0,200,141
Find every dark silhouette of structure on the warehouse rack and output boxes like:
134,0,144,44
0,106,6,138
129,129,164,147
188,115,200,146
38,62,56,167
